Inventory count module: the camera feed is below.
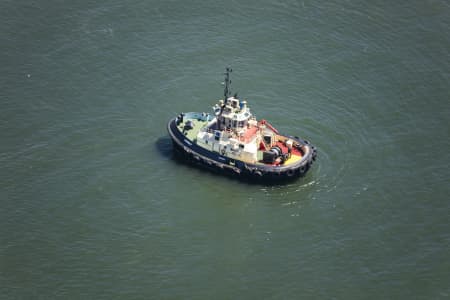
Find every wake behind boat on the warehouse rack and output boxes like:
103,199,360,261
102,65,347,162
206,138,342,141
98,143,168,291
167,67,317,182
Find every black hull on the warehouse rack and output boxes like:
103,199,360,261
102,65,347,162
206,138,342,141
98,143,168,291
167,118,316,182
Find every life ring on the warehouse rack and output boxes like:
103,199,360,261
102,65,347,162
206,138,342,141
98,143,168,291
253,170,263,177
286,169,296,177
312,148,317,161
299,166,306,174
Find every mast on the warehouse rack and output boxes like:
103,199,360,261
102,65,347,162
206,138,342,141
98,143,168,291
219,67,232,120
223,67,232,102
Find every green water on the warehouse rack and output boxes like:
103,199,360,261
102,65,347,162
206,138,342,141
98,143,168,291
1,0,449,299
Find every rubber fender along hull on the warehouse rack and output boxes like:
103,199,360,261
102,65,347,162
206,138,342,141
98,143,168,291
167,118,317,182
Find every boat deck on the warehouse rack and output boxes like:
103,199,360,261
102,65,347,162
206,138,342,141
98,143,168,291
177,118,208,141
176,114,304,166
256,141,303,166
242,126,259,142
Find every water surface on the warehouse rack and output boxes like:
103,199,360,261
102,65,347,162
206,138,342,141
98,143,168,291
1,0,449,299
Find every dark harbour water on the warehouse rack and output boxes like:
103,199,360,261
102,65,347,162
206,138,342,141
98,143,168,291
1,0,449,299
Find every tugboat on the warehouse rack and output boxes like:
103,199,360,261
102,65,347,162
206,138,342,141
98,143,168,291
167,67,317,182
